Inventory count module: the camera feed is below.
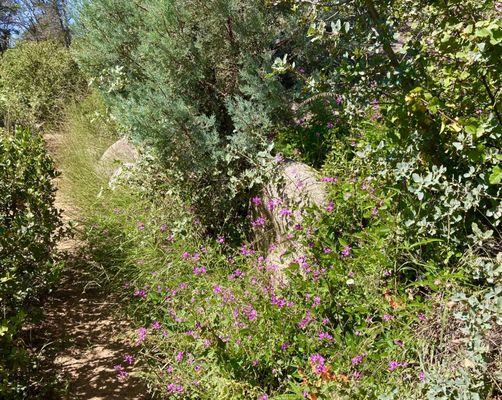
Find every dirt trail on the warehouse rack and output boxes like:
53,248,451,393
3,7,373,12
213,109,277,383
33,134,147,399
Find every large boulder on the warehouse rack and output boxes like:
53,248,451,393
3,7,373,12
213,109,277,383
97,137,139,178
253,160,328,277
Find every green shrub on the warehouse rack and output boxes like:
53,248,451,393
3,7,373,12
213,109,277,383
74,0,287,229
271,0,501,254
0,41,84,129
0,128,64,398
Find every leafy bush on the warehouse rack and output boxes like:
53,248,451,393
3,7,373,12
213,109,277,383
0,128,64,398
270,0,501,253
0,41,84,129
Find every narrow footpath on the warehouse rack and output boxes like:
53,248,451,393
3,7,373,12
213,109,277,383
30,134,147,400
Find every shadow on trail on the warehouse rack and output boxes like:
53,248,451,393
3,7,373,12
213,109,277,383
29,253,147,400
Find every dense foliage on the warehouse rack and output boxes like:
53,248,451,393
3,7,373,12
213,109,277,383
0,40,83,129
74,0,289,230
69,0,501,398
0,128,64,398
0,0,499,398
271,0,501,251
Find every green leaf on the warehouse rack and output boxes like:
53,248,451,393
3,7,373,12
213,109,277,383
488,165,502,185
0,325,9,337
465,125,477,135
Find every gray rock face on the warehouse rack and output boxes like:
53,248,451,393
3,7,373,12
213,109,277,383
97,138,139,177
254,161,327,278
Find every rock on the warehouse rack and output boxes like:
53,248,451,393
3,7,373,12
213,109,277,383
97,138,139,177
254,160,328,276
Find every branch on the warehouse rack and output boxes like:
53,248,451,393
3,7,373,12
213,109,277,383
481,74,501,125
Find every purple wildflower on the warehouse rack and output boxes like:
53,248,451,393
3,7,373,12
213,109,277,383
279,208,293,217
267,198,282,211
193,266,207,275
252,216,266,227
135,327,147,346
298,311,313,329
166,383,184,393
341,245,352,257
318,332,334,342
241,245,253,256
388,361,408,371
123,354,134,365
309,353,327,375
114,364,128,379
242,305,258,321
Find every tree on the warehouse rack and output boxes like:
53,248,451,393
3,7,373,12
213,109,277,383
3,0,72,46
0,1,19,52
74,0,288,230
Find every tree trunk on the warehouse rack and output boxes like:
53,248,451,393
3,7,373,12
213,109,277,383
53,0,71,47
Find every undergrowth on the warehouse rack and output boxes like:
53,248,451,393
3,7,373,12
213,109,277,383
57,95,501,399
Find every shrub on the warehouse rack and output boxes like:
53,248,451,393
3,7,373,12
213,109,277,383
0,41,84,129
0,128,64,398
74,0,288,229
270,0,501,254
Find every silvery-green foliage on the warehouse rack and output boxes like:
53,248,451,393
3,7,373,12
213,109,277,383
391,127,500,246
423,253,501,399
74,0,287,227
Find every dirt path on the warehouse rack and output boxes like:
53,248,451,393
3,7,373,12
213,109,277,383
32,134,148,399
